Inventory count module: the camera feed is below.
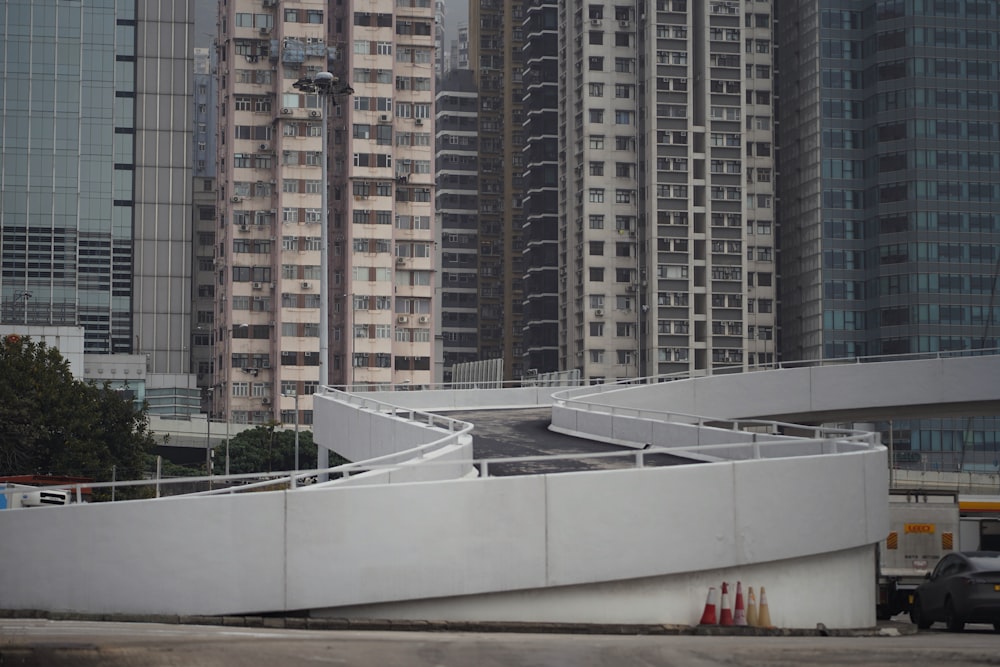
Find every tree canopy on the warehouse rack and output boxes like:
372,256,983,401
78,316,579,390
215,424,347,475
0,334,155,481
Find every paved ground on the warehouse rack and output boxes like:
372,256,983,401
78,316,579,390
451,408,699,476
4,619,1000,666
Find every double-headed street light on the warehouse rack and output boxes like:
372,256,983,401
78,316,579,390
291,72,354,393
291,73,352,477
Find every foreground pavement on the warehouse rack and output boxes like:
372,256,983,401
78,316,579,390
3,618,1000,667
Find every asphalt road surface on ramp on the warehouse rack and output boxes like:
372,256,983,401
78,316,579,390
5,620,1000,667
449,408,698,476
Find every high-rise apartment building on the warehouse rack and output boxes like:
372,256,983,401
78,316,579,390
469,1,527,381
435,70,481,380
0,0,195,403
522,0,560,375
777,0,1000,467
329,1,437,390
556,0,777,381
214,0,436,423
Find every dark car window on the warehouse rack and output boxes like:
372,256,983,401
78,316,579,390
932,555,956,578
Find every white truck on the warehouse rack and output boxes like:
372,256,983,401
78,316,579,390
0,483,71,510
876,490,960,620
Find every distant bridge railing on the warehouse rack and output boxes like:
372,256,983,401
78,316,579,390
322,347,1000,395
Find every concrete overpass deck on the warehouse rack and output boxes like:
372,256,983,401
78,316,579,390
455,408,699,475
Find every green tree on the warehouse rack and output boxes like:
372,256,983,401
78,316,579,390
0,335,155,482
216,425,347,475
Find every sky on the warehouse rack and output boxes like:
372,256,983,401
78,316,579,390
442,0,469,46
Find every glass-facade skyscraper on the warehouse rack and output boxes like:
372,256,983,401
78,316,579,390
0,0,193,377
777,0,1000,467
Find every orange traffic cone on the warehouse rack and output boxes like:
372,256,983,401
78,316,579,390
758,586,773,628
719,582,734,626
733,581,747,626
746,586,759,627
699,586,718,625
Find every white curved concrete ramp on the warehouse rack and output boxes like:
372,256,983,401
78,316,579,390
13,353,994,627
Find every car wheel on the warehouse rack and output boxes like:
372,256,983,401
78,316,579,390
911,597,932,630
944,598,965,633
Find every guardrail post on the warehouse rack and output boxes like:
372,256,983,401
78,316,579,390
481,461,489,478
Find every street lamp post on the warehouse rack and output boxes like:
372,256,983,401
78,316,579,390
291,72,353,392
223,323,248,476
292,73,352,478
205,387,214,478
283,391,300,472
12,291,31,325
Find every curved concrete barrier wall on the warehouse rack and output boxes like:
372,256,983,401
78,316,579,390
318,546,874,628
0,446,885,628
313,390,474,473
14,356,974,628
564,355,1000,422
343,386,563,412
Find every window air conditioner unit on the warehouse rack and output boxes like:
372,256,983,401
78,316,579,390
380,113,391,122
301,281,312,289
591,19,601,26
418,316,429,324
259,143,270,151
594,309,604,317
281,108,292,114
261,397,271,405
240,224,250,232
260,27,271,35
309,110,321,118
397,315,409,324
232,196,242,203
620,20,630,27
252,282,263,290
414,117,423,125
396,256,406,264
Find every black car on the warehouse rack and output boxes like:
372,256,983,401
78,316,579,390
911,551,1000,632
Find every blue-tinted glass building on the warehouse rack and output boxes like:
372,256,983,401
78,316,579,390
0,0,192,376
777,0,1000,468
